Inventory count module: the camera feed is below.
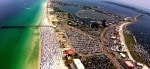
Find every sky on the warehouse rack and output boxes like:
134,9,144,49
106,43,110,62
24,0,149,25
112,0,150,11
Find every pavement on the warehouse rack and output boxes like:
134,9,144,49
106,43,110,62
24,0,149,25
100,24,122,69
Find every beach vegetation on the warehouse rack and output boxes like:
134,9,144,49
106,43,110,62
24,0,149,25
123,30,149,67
53,7,64,12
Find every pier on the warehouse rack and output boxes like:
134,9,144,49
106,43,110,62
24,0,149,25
0,25,56,29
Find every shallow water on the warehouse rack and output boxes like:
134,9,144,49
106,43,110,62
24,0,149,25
0,0,43,69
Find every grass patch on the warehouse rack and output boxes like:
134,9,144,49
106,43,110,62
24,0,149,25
123,30,149,67
123,31,135,46
123,30,140,61
53,7,64,12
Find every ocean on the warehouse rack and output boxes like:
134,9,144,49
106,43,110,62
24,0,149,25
0,0,43,69
58,0,150,54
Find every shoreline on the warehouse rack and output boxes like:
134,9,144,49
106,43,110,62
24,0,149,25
38,1,47,69
119,22,149,68
119,22,135,61
76,9,109,19
38,1,150,69
18,1,44,69
39,0,68,69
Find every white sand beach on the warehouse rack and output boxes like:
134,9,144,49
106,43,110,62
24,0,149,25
39,1,67,69
118,22,135,61
119,22,149,68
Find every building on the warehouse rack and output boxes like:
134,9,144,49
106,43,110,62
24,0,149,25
73,59,85,69
124,60,135,69
102,19,106,27
91,23,99,28
63,49,75,55
120,53,126,58
90,21,99,28
110,36,117,39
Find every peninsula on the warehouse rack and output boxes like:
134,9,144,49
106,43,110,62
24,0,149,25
39,0,150,69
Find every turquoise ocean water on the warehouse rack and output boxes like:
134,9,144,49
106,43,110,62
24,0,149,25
0,0,44,69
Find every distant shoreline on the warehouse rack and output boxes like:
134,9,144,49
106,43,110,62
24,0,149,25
102,1,150,16
76,9,109,19
119,21,149,68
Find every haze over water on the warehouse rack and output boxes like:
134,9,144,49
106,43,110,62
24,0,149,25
0,0,43,69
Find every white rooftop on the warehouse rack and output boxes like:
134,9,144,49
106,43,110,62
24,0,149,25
73,59,85,69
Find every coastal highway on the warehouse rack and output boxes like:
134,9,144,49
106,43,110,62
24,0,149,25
99,24,122,69
99,15,144,69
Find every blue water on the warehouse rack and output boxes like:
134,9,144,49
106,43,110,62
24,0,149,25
0,0,43,69
0,0,42,25
59,0,150,53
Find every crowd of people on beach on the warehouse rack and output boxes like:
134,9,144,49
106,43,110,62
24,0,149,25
66,29,102,55
40,26,62,69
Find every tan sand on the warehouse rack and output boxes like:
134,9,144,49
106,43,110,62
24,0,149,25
118,22,149,68
39,1,68,69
